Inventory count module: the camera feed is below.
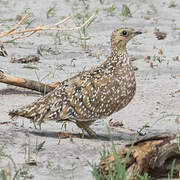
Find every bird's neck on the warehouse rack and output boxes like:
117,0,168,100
111,44,127,56
107,48,131,67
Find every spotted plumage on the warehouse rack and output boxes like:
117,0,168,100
9,28,142,137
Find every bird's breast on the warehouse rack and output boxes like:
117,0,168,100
113,65,136,112
56,65,136,121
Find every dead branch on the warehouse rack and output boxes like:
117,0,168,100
98,133,180,179
0,13,96,43
0,70,58,94
0,14,30,38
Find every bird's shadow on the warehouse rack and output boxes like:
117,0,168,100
26,129,173,142
28,129,135,141
0,88,40,95
15,128,176,145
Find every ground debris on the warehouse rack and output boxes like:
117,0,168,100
0,121,17,125
19,170,34,179
23,65,39,70
109,119,123,127
0,45,8,57
154,29,167,40
35,140,46,152
98,133,180,179
10,55,40,63
25,159,37,166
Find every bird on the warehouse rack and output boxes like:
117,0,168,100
9,28,142,138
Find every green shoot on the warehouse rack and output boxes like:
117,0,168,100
122,4,132,17
168,159,176,179
104,5,116,16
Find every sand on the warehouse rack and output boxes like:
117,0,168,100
0,0,180,179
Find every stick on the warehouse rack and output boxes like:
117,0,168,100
0,70,59,94
0,14,30,38
0,13,96,43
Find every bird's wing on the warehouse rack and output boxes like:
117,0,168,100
47,67,122,121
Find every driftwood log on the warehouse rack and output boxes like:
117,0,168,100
0,70,58,94
98,133,180,179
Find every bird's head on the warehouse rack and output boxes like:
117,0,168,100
111,28,142,54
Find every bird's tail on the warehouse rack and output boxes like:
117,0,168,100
8,85,64,126
9,94,52,124
9,109,23,119
8,104,39,119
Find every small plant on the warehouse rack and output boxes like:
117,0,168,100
0,0,8,5
99,0,105,5
69,0,95,50
23,9,36,29
39,45,61,55
0,148,22,180
90,132,156,179
177,134,180,152
122,4,132,17
54,31,62,45
73,10,93,49
24,17,36,29
91,163,105,180
46,1,57,19
90,140,132,180
153,55,166,63
137,173,151,180
46,6,56,19
99,146,110,159
56,63,67,71
104,5,116,16
168,159,176,179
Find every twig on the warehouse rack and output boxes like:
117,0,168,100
4,31,36,43
0,13,96,43
2,16,72,37
49,13,96,31
0,14,30,38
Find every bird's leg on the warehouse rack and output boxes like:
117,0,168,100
32,119,38,129
57,120,87,140
76,121,99,138
38,123,42,130
37,120,42,130
81,128,85,138
32,121,41,129
33,122,37,129
83,126,99,138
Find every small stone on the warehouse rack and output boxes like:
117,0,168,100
154,29,167,40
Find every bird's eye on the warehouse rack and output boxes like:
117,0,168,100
122,30,128,36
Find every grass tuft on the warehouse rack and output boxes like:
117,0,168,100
122,4,132,17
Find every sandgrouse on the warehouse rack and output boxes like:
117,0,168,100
9,28,142,137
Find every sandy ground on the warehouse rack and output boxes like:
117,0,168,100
0,0,180,179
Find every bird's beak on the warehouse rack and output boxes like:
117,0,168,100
135,31,142,35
